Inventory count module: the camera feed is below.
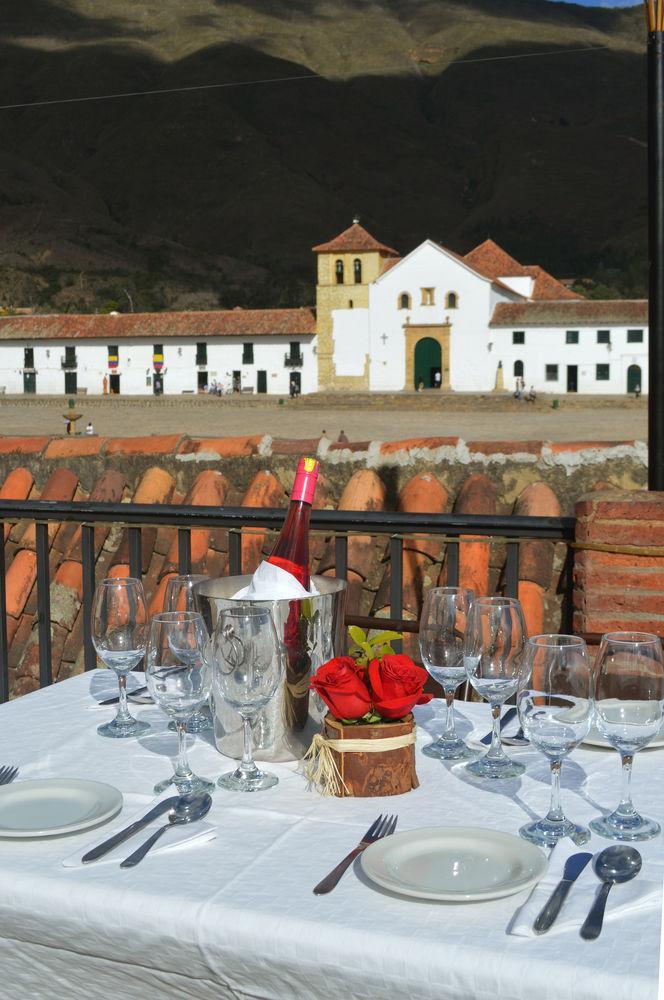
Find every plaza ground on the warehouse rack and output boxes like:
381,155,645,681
0,392,646,442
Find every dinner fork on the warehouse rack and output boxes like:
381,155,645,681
313,814,398,895
0,766,18,785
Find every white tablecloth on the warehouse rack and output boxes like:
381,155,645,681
0,671,661,1000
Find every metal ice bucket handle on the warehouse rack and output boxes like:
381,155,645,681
194,575,347,763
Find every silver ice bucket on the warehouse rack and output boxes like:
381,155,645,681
195,575,347,762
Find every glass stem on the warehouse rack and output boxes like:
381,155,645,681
174,720,193,778
545,760,565,824
487,704,505,759
616,754,636,817
239,715,258,777
443,692,456,738
115,674,132,725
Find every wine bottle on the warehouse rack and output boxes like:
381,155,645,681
266,456,319,589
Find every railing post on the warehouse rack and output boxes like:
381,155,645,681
389,536,403,653
504,542,520,599
128,527,142,581
81,525,96,671
177,529,191,575
334,535,348,580
446,539,460,587
229,530,242,576
35,522,52,687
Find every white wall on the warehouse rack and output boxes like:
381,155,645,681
331,309,370,377
0,336,318,396
490,325,648,395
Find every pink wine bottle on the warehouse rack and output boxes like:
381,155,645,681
266,456,319,589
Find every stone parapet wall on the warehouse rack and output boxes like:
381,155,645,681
574,491,664,636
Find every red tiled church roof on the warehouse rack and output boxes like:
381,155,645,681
522,266,582,301
464,239,529,279
0,308,316,341
312,222,399,257
490,300,648,327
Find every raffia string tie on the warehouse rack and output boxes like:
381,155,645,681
302,729,416,797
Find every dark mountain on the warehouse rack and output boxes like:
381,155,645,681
0,0,648,312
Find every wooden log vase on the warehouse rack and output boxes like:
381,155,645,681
314,713,419,797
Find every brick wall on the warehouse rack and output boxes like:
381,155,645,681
574,491,664,636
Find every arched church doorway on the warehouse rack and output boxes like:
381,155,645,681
627,364,642,394
414,337,442,389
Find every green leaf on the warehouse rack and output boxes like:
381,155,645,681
348,626,367,646
340,717,359,725
368,630,403,645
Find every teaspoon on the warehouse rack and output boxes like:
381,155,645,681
120,792,212,868
580,845,642,940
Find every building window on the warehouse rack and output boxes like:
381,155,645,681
24,347,34,369
288,342,301,363
597,329,611,344
512,331,525,345
242,343,254,365
566,330,579,344
514,360,524,378
545,364,558,382
196,342,207,365
63,345,77,369
421,287,435,306
335,260,344,284
348,300,354,309
596,363,610,381
446,291,458,309
398,293,411,309
627,329,644,343
353,258,362,284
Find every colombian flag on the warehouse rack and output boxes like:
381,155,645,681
108,352,118,369
153,352,164,372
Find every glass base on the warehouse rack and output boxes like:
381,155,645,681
154,772,216,795
422,735,474,761
520,816,590,848
466,752,525,779
590,809,661,842
97,717,150,739
167,709,213,735
217,767,278,792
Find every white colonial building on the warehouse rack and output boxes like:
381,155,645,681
0,220,648,396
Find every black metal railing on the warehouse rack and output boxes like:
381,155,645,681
284,353,304,368
0,500,576,702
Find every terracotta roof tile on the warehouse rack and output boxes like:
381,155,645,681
379,437,459,455
312,222,399,257
491,300,647,327
5,549,37,619
44,437,106,459
440,473,497,596
0,308,316,341
240,471,286,573
464,239,529,279
523,265,582,301
165,471,229,570
178,435,263,458
106,435,184,456
0,437,51,455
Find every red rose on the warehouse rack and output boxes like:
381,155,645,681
368,654,433,720
310,656,372,721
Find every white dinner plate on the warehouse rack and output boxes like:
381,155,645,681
582,726,664,750
0,779,123,838
361,827,548,902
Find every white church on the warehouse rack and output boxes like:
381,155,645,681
0,220,647,396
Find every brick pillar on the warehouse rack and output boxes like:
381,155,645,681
574,491,664,637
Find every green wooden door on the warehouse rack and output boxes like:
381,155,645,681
414,337,441,388
627,365,641,393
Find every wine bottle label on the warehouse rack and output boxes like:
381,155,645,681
291,456,319,504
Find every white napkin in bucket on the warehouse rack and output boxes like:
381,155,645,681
232,561,319,600
63,793,217,868
508,841,660,937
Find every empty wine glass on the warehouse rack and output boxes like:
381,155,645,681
419,586,474,759
164,574,212,734
92,576,150,739
211,605,284,792
517,635,594,846
146,611,215,795
464,596,527,779
590,631,664,841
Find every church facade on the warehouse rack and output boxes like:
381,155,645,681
0,220,647,396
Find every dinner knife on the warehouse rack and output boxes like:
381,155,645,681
533,852,593,934
479,706,518,745
81,797,179,863
98,685,148,706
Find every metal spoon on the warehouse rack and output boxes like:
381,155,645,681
580,845,642,940
120,792,212,868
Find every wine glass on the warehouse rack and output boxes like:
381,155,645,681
92,576,150,739
419,586,474,759
517,635,594,846
590,631,664,841
164,574,212,734
146,611,215,795
464,596,528,779
211,605,284,792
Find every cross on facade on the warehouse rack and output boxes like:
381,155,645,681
380,334,388,346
